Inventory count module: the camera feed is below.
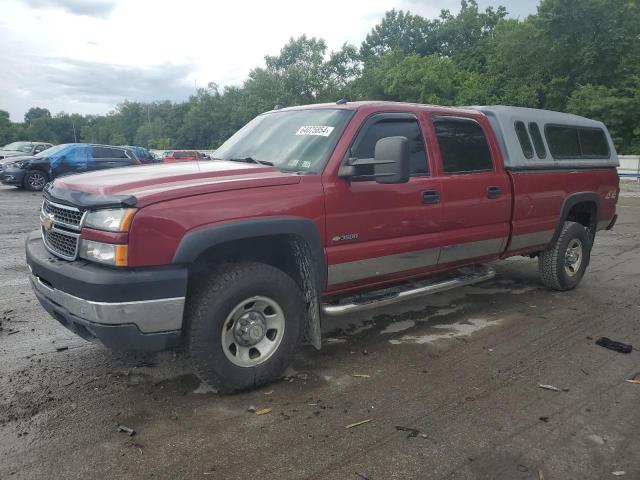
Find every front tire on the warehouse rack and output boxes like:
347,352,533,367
538,221,591,291
186,262,304,393
23,170,49,191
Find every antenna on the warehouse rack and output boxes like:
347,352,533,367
336,97,349,105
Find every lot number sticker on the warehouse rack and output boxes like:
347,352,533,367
295,125,335,137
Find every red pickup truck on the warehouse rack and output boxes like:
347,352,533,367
26,101,619,392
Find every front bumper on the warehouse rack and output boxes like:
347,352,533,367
1,167,26,185
26,231,188,351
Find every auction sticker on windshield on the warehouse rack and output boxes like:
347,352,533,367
295,125,335,137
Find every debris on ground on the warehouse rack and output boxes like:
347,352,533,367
247,406,257,413
55,346,69,352
255,408,272,416
263,390,274,395
596,337,632,354
625,379,640,385
126,440,144,455
538,384,560,392
355,473,370,480
352,374,371,378
538,468,545,480
395,425,420,438
345,419,372,429
538,416,550,422
117,425,135,436
612,471,626,476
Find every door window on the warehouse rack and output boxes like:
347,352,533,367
92,146,111,159
351,116,429,176
433,116,493,173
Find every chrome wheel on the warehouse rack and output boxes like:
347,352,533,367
27,172,46,190
221,296,285,367
564,238,583,277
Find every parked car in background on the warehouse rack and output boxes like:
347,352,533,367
1,143,140,191
0,141,53,160
161,150,207,163
121,146,160,164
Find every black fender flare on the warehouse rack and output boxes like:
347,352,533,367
550,192,600,245
172,216,327,290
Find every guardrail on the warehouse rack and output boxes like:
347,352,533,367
619,155,640,180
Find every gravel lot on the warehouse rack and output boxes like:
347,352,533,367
1,182,639,480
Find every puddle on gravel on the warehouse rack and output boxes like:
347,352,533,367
389,317,503,345
380,320,416,334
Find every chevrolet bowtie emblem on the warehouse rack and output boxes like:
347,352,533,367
42,213,55,232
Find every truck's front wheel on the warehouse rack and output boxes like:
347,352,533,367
538,221,591,291
186,262,304,393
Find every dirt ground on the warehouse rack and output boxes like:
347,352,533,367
1,182,639,480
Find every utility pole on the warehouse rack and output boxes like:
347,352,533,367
72,121,77,142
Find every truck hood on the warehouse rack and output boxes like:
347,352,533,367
51,160,302,207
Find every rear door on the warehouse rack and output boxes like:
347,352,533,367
428,114,511,266
323,111,443,291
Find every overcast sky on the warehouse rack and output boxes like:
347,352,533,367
0,0,539,121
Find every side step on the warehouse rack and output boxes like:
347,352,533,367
321,264,496,316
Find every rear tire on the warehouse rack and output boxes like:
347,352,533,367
186,262,304,393
23,170,49,191
538,221,591,291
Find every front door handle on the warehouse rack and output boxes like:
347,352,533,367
487,186,502,199
422,190,440,204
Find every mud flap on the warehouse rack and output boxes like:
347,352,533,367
289,237,322,350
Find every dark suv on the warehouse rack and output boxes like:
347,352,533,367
1,143,140,191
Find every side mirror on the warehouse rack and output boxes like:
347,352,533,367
372,136,410,184
338,136,410,184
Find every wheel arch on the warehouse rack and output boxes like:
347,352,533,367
173,217,326,349
551,192,599,245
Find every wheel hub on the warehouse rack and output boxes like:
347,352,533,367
564,238,583,276
233,311,267,346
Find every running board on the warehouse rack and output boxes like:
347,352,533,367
321,264,496,316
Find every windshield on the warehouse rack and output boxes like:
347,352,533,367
214,109,353,172
35,144,70,157
3,142,32,153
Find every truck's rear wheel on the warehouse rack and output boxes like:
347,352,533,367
186,262,304,393
538,221,591,291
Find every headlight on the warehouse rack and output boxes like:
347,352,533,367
83,208,136,232
79,240,128,266
7,160,29,169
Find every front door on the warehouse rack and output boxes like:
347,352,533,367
323,112,443,291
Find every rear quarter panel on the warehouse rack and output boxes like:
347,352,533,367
504,168,618,257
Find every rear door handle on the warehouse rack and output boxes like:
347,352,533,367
487,186,502,199
422,190,440,204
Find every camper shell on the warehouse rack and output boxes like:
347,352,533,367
469,106,619,170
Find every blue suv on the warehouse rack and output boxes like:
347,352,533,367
0,143,142,191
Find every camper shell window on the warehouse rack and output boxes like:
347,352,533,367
545,124,610,160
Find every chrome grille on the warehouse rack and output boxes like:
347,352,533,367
42,199,84,230
42,227,80,260
41,199,84,260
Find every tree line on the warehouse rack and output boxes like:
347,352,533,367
1,0,639,154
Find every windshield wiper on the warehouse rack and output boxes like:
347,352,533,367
226,156,274,167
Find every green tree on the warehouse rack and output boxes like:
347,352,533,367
24,107,51,125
